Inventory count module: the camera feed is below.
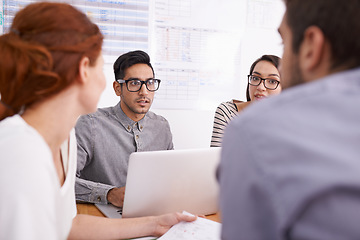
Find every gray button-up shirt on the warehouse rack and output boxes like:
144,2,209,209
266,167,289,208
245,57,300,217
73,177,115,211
219,67,360,239
75,102,173,204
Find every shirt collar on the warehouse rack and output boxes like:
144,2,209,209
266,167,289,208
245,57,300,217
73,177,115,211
114,101,146,132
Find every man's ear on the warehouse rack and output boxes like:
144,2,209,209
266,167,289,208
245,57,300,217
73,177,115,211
113,81,122,96
299,26,326,73
78,56,91,85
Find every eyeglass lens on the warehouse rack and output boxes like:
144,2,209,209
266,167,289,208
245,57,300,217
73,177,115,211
248,76,279,90
127,79,160,92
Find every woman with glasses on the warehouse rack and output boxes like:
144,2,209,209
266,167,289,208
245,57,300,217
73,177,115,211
211,55,281,147
0,3,195,240
246,55,282,101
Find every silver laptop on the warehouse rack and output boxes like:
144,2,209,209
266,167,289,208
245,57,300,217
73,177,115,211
120,147,221,218
95,147,221,218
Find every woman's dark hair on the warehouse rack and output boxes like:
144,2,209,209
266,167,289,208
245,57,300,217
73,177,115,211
246,55,281,101
0,2,103,120
113,50,155,81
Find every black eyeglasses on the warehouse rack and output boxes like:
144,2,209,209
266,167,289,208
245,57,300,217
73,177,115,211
247,75,280,90
116,78,161,92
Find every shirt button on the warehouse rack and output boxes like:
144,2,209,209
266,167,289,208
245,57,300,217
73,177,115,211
140,125,143,130
127,126,131,130
136,135,139,139
97,196,101,202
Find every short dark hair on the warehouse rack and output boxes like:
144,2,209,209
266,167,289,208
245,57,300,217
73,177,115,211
246,55,281,101
284,0,360,70
113,50,154,81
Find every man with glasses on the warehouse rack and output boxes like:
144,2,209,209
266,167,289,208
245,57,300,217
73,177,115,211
75,50,173,207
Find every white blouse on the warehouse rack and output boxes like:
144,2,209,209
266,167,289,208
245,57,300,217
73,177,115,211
0,115,77,240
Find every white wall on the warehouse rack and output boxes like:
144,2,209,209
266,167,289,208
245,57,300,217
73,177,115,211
153,109,215,149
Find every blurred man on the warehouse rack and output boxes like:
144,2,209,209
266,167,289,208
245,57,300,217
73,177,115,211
219,0,360,239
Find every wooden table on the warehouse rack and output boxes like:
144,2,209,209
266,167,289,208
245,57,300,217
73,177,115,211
77,203,221,223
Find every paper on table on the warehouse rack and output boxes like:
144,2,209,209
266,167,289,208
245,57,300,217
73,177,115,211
158,211,221,240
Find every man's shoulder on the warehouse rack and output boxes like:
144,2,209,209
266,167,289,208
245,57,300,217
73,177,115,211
232,96,284,122
75,106,119,134
239,81,318,118
79,106,116,121
146,111,169,123
227,73,352,141
92,105,116,117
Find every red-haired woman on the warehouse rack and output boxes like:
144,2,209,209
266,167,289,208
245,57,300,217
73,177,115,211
0,2,195,239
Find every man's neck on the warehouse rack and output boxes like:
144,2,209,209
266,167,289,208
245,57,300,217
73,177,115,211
119,102,146,122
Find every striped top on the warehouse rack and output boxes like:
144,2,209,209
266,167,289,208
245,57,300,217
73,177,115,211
210,100,249,147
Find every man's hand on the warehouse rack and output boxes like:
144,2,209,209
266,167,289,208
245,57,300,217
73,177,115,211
107,187,125,207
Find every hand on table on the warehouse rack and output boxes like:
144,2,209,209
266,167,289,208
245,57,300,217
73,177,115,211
152,212,197,237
